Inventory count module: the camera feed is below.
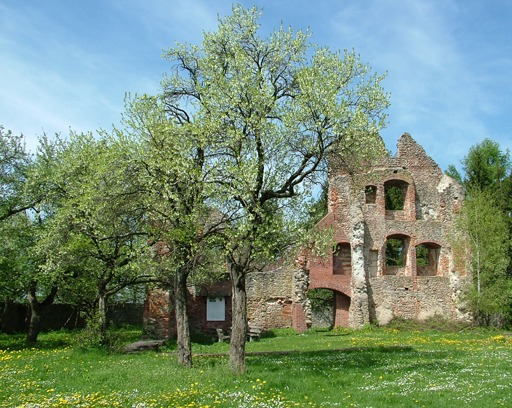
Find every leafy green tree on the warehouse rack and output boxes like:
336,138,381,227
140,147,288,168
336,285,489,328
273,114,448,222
304,182,329,230
0,128,61,342
162,5,389,372
120,95,223,366
462,139,510,193
449,139,512,325
454,189,511,325
35,132,154,344
445,164,463,185
0,126,33,221
450,138,512,214
0,213,31,332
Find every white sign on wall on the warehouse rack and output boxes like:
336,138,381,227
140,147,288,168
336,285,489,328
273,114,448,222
207,297,225,321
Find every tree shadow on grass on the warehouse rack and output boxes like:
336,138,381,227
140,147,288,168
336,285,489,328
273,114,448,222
248,345,465,379
0,330,74,351
248,345,417,373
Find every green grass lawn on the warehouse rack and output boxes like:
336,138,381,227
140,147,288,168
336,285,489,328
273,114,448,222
1,325,511,407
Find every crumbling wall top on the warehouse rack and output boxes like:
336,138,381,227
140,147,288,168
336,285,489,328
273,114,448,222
396,133,442,176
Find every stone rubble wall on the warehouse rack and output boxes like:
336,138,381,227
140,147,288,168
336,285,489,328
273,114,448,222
144,133,471,335
246,267,297,330
368,276,468,325
308,133,471,329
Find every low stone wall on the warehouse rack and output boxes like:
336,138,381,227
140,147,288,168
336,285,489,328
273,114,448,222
368,276,466,325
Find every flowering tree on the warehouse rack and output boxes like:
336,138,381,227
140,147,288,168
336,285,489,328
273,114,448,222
161,5,389,373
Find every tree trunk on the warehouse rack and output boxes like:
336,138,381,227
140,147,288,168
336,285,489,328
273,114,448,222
1,299,13,333
175,267,192,367
98,293,108,346
229,262,247,374
26,295,41,344
26,285,57,344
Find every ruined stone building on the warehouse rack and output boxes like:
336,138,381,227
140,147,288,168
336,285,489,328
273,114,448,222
144,133,469,338
307,133,469,329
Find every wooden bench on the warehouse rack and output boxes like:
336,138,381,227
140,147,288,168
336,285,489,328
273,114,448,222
216,327,262,342
216,328,230,342
247,326,262,341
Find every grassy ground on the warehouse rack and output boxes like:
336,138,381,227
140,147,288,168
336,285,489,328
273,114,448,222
0,324,511,407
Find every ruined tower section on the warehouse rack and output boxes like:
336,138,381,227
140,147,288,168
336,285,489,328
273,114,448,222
309,133,468,328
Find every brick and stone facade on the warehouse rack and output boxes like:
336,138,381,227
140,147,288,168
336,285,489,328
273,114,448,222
143,268,306,338
307,133,470,328
144,133,471,337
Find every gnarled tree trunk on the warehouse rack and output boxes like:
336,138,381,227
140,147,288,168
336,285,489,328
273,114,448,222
26,284,57,344
175,267,192,366
229,262,247,374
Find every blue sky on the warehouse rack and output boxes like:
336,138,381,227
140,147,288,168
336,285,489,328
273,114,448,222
1,0,511,171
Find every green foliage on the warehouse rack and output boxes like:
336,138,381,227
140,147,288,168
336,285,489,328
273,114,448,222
121,94,221,285
384,185,404,210
0,213,35,302
158,5,389,371
30,132,155,336
455,189,511,325
385,238,404,266
445,164,463,184
307,288,334,312
303,182,329,230
449,139,512,326
0,126,33,221
462,138,510,193
161,4,389,257
415,244,430,267
72,315,127,353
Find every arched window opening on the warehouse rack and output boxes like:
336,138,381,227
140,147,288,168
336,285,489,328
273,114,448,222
384,180,408,210
365,185,377,204
384,235,409,275
333,243,351,275
416,243,441,276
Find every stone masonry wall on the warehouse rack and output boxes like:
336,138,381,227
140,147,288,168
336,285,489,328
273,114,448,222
307,133,470,329
369,276,458,325
144,267,299,338
246,268,295,330
145,133,470,335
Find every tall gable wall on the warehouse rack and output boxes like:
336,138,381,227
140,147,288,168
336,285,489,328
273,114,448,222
308,133,470,328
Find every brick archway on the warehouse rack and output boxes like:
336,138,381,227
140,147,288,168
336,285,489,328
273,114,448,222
308,287,351,329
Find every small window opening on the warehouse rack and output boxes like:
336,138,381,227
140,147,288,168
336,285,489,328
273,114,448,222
386,238,405,266
365,185,377,204
333,243,352,275
384,235,409,275
416,243,440,276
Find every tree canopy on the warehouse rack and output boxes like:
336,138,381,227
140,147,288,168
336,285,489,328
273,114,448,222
159,4,389,372
449,138,512,326
0,5,390,360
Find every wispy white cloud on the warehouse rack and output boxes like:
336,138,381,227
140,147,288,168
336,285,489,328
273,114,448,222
323,0,510,169
1,0,510,167
0,1,165,148
108,0,222,46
